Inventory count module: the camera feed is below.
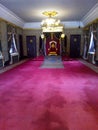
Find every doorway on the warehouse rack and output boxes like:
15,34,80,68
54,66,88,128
70,35,81,58
26,36,37,58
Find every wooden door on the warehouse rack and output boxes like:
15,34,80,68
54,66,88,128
26,36,36,58
70,35,81,58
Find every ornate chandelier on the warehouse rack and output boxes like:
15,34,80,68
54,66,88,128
41,11,64,32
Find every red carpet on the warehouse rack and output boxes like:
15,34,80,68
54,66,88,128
0,58,98,130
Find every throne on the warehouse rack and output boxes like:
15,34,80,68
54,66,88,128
48,41,58,56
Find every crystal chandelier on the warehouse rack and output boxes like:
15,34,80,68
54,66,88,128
41,11,64,32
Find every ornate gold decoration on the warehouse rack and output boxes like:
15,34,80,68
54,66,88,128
74,38,77,42
42,11,58,17
30,39,33,43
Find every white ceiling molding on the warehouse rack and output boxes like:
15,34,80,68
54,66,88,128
82,3,98,26
0,4,25,27
23,22,41,29
62,21,84,28
23,21,84,29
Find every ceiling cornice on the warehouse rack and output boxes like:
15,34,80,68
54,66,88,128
0,3,25,27
82,3,98,26
23,21,83,29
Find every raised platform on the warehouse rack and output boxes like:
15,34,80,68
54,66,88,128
40,56,64,68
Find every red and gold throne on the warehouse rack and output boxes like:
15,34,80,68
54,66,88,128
48,41,58,56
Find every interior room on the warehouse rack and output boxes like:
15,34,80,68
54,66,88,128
0,1,98,130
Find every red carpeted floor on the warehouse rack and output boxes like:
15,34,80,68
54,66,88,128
0,57,98,130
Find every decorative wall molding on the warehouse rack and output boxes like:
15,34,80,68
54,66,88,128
23,21,84,29
62,21,84,28
82,3,98,26
23,22,41,29
0,4,25,28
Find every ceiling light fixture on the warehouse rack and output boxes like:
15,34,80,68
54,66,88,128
41,11,64,33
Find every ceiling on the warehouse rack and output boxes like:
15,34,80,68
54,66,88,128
0,0,98,22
